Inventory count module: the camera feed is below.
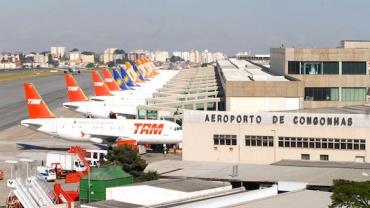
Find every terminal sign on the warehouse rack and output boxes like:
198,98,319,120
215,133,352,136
204,113,353,127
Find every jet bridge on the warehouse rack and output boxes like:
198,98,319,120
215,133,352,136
136,66,222,121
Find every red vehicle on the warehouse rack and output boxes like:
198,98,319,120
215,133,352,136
0,169,3,180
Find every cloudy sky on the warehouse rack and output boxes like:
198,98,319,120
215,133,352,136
0,0,369,55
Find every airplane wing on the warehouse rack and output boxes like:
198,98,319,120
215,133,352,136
87,133,134,145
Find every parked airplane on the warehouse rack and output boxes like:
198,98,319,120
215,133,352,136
63,74,139,118
21,83,182,145
92,69,173,99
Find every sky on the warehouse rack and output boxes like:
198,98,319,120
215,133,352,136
0,0,370,55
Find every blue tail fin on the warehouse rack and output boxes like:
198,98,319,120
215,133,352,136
112,68,130,90
132,63,145,81
120,66,137,87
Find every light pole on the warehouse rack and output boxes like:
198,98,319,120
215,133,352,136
5,160,19,179
20,158,34,179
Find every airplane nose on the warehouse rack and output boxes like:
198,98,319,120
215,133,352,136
20,121,29,127
20,120,42,129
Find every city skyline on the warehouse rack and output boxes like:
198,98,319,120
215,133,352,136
0,0,370,55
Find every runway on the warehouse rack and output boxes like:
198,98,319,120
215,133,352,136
0,72,93,131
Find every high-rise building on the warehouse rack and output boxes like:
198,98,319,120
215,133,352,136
80,54,95,64
69,50,80,62
50,47,66,59
153,50,169,62
102,48,117,63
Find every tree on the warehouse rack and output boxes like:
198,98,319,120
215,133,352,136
169,56,184,63
105,145,148,178
81,51,95,56
106,61,115,67
115,59,123,64
114,49,125,54
330,179,370,208
136,171,159,182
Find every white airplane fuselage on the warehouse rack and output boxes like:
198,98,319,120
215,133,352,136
21,118,182,144
63,101,141,118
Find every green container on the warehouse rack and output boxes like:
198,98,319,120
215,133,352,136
79,166,133,201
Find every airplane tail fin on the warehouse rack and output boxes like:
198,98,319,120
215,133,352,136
91,70,113,96
24,83,56,119
112,68,130,90
64,74,89,102
102,68,122,91
132,63,145,81
125,62,141,83
120,66,136,87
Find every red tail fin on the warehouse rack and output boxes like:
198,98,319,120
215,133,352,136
91,70,112,96
64,74,89,102
24,83,56,119
102,68,121,91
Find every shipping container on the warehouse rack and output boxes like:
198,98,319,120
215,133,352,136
79,166,133,201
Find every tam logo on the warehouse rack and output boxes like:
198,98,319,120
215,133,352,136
104,78,113,82
133,123,164,135
94,82,104,87
27,99,42,105
67,86,79,91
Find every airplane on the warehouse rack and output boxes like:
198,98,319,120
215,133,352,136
101,67,122,92
92,70,149,98
102,67,134,91
120,65,139,87
125,62,143,84
92,69,173,99
112,68,133,90
135,60,152,79
63,74,140,118
21,83,182,146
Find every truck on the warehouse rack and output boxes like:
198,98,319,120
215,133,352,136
36,166,56,182
46,152,86,177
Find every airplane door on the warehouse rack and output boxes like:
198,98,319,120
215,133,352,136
163,128,169,136
52,119,58,135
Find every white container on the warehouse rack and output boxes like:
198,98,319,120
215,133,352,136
46,152,85,172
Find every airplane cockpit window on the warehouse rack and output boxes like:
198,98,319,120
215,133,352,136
174,127,182,131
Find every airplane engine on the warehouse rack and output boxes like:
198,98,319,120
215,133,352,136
89,137,103,144
115,139,137,149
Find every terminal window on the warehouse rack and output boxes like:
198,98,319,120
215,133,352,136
301,154,310,160
341,87,367,102
342,62,366,74
245,135,273,147
278,137,365,150
320,155,329,161
288,61,339,75
304,87,339,101
213,134,237,146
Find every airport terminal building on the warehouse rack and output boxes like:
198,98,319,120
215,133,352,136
182,107,370,164
270,40,370,109
182,40,370,165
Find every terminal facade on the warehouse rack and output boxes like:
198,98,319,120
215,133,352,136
182,108,369,164
270,40,370,109
182,40,370,164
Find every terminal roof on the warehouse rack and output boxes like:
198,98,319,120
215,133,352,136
218,58,288,82
146,160,370,186
128,178,229,193
232,190,331,208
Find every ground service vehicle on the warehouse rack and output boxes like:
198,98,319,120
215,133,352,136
36,166,56,182
46,152,85,175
